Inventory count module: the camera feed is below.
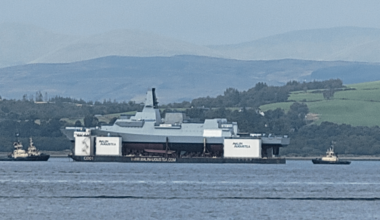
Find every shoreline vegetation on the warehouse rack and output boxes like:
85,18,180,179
285,156,380,161
1,151,379,161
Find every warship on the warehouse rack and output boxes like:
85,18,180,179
0,138,50,161
62,89,290,164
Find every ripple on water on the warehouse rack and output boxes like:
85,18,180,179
0,159,380,219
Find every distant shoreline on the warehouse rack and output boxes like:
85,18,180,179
1,151,380,161
285,156,380,161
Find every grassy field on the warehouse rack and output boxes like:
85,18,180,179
260,81,380,126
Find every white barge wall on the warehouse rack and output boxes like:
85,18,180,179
74,136,94,156
95,137,122,156
223,139,261,158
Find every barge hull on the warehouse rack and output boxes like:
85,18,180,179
69,155,285,164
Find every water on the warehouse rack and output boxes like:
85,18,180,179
0,159,379,219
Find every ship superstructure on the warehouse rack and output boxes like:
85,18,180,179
62,89,290,163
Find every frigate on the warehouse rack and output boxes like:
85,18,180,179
62,89,290,163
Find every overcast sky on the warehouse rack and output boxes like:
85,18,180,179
1,0,380,45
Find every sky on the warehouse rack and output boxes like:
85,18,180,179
1,0,380,45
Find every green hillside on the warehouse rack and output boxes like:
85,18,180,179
260,81,380,127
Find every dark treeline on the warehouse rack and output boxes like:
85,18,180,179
0,118,69,152
0,97,142,120
286,122,380,156
182,102,308,135
0,97,143,152
164,79,343,108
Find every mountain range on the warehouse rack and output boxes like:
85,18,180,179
0,23,221,68
1,23,380,69
210,27,380,62
1,23,380,103
1,55,379,103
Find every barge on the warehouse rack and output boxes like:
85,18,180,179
63,89,289,164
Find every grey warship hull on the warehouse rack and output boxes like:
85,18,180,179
69,155,285,164
63,89,290,163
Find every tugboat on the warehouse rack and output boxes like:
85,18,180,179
312,145,350,165
0,138,50,161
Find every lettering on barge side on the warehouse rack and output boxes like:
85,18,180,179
99,140,116,146
233,142,250,148
83,156,94,161
131,157,177,162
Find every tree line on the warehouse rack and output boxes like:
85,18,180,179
163,79,344,108
0,97,142,152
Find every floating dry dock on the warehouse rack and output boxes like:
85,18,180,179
62,89,289,164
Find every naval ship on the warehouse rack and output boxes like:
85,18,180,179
62,89,290,164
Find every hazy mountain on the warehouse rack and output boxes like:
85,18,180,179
3,24,380,68
209,27,380,62
30,29,223,64
2,24,380,69
0,23,223,68
311,64,380,83
0,23,78,68
0,55,379,103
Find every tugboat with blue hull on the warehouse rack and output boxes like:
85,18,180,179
312,146,350,165
0,138,50,161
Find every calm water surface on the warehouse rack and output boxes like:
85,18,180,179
0,158,379,219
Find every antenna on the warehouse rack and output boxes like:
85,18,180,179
15,132,20,142
152,88,158,108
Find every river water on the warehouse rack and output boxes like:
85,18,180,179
0,158,379,219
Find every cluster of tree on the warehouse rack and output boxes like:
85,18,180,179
0,98,142,120
322,89,335,100
284,122,380,156
0,118,70,151
284,79,343,92
176,79,343,108
181,102,308,135
0,97,143,152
